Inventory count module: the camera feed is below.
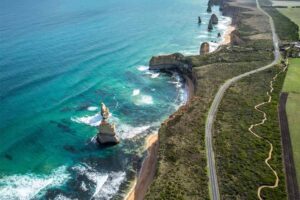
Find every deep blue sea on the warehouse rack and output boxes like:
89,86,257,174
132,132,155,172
0,0,230,199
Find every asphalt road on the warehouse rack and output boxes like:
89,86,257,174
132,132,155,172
204,0,280,199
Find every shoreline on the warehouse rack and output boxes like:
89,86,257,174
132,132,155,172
221,25,235,45
125,133,159,200
183,74,195,103
124,19,235,200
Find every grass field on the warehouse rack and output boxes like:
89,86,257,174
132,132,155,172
272,1,300,7
276,0,300,187
286,93,300,185
283,59,300,93
282,58,300,186
277,8,300,28
259,0,299,41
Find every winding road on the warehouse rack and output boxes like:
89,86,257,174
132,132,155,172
205,0,280,199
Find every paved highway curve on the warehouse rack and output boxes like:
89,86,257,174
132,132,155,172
204,0,280,199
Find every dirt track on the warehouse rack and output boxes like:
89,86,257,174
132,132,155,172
278,92,300,200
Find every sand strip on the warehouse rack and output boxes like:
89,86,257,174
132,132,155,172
221,25,235,45
125,133,159,200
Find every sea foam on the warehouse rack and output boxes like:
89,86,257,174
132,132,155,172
137,65,149,71
71,113,153,139
150,73,160,79
87,106,98,111
71,113,102,127
0,166,70,200
72,164,125,199
133,95,154,105
132,89,140,96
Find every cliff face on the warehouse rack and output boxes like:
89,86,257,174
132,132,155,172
149,53,196,91
222,2,243,25
149,53,191,72
200,42,210,55
230,29,244,45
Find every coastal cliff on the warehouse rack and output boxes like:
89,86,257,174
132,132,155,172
200,42,210,54
149,53,191,72
149,53,196,92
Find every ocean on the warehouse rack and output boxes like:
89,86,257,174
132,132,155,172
0,0,230,199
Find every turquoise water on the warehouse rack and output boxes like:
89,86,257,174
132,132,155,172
0,0,230,199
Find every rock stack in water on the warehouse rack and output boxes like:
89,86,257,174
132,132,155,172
207,4,212,13
208,19,213,31
198,16,202,24
97,103,119,145
210,14,218,25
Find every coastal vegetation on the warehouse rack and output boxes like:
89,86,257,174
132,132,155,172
285,93,300,184
282,58,300,185
283,59,300,92
259,0,299,41
145,0,289,198
214,64,287,199
277,7,300,28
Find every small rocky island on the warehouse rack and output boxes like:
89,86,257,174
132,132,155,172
97,102,120,145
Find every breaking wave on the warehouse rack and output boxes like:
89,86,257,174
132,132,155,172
150,73,159,79
137,65,149,71
87,106,98,111
71,164,126,200
0,166,70,200
133,95,154,105
132,89,140,96
71,113,154,139
71,113,102,127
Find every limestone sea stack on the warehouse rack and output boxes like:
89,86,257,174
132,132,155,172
210,14,218,25
208,19,213,31
198,16,202,24
97,103,119,145
207,5,212,13
200,42,210,55
209,0,221,6
219,0,224,11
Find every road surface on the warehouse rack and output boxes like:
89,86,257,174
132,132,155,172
204,0,280,199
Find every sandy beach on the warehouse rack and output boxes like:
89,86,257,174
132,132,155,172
221,25,235,45
125,133,159,200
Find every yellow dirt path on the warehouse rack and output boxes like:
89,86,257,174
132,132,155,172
248,65,287,200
